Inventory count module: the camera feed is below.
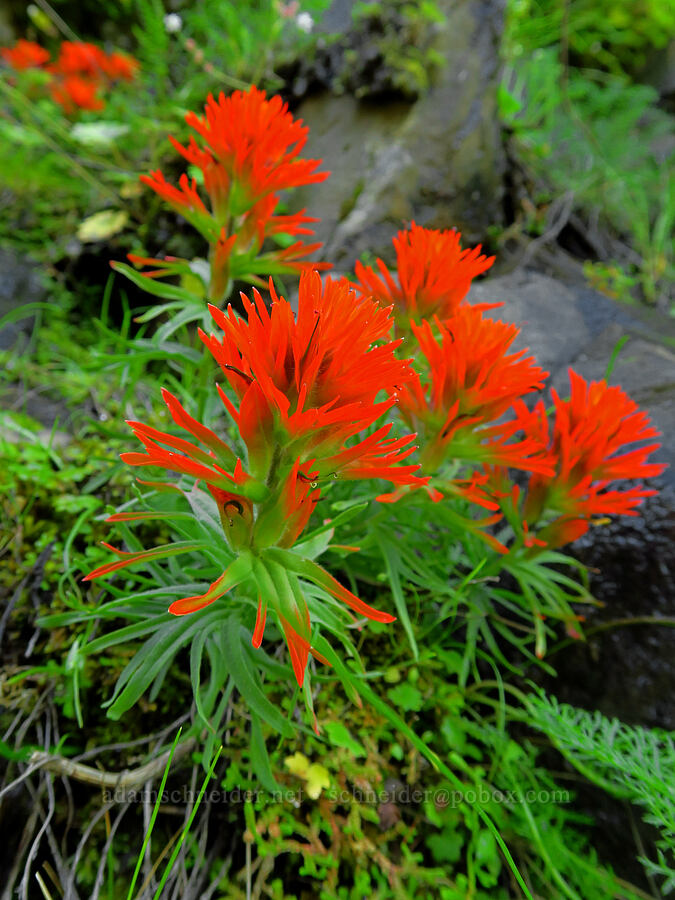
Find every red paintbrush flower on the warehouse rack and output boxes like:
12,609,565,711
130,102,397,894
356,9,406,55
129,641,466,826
353,221,495,327
398,307,550,472
99,51,138,81
137,88,329,300
463,373,667,553
45,42,138,113
50,76,105,112
86,271,422,687
171,86,328,211
201,270,423,485
520,370,667,546
51,41,107,79
86,386,397,686
139,169,214,236
1,39,50,70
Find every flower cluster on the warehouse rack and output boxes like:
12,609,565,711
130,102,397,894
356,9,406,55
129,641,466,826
134,86,330,303
87,272,425,686
89,88,666,701
1,39,50,70
396,306,550,474
359,222,665,558
1,39,138,112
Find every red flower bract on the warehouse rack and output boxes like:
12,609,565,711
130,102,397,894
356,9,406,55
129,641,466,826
52,41,107,78
201,270,424,485
398,307,550,472
100,51,139,81
138,87,329,299
1,39,50,70
50,76,105,113
457,372,667,553
173,86,328,208
353,221,495,326
523,370,667,539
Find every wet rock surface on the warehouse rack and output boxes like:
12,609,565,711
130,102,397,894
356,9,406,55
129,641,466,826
292,0,506,264
555,487,675,729
0,247,45,351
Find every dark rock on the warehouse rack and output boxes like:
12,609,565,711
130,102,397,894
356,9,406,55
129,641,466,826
556,487,675,729
0,247,46,350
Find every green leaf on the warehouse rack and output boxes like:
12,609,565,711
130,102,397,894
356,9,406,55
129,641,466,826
78,209,129,242
292,527,334,560
441,716,467,753
428,830,463,864
250,712,280,792
133,300,190,324
0,301,52,331
105,608,222,719
0,739,33,762
323,721,366,757
223,619,294,738
297,500,368,548
376,530,419,659
387,683,423,712
155,303,209,342
111,261,204,304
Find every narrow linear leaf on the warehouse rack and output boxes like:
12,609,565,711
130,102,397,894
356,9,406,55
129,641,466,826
250,712,280,792
224,619,294,738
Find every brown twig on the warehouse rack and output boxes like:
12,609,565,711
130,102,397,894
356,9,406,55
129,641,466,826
27,737,197,790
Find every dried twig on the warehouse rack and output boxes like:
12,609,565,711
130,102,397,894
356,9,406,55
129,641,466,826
515,190,576,271
90,801,131,900
20,774,57,900
27,737,197,790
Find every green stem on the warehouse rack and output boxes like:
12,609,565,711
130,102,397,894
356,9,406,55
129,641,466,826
546,616,675,657
514,778,583,900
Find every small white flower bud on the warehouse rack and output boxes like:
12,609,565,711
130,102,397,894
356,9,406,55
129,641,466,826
163,13,183,34
295,11,314,33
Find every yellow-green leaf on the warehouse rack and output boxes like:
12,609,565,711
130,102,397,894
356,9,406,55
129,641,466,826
284,751,310,778
77,210,129,243
284,753,330,799
304,763,330,799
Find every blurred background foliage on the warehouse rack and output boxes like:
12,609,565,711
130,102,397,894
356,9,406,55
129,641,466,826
499,0,674,308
